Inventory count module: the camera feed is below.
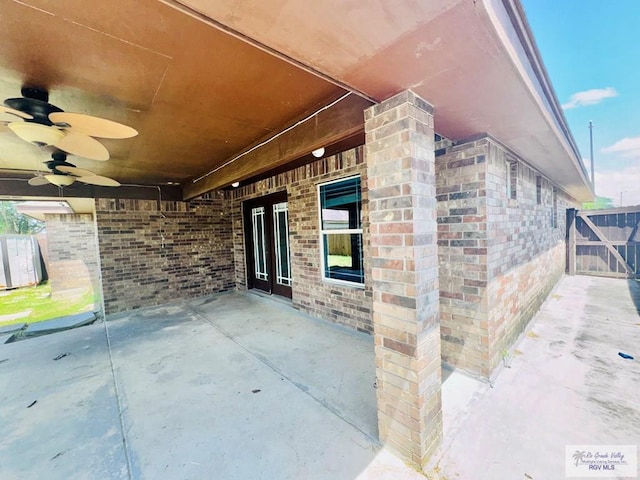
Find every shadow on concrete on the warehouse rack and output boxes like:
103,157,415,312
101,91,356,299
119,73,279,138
627,279,640,315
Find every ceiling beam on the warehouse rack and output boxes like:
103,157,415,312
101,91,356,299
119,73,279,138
182,94,373,200
0,178,183,201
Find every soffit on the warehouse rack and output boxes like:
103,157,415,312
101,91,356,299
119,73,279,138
0,0,592,202
0,0,345,187
172,0,592,201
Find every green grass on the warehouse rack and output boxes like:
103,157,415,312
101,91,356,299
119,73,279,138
0,282,95,327
328,255,353,267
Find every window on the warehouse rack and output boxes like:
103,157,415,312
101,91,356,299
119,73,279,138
536,176,542,205
505,161,511,198
506,159,517,200
319,176,364,286
552,188,558,228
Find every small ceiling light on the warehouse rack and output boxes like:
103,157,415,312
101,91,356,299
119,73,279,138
45,174,75,187
312,147,325,158
8,122,65,146
231,181,240,188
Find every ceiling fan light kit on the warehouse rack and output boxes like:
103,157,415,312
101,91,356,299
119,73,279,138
45,174,75,187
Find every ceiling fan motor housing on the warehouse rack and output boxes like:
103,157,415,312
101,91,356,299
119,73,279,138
45,153,75,176
4,90,62,126
21,87,49,102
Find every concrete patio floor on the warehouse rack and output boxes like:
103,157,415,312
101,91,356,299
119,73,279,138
0,291,424,480
430,275,640,479
0,275,638,479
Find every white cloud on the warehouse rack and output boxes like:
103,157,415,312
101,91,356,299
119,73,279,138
601,136,640,158
595,165,640,206
562,87,618,109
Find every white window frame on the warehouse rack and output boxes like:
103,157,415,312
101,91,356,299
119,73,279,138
317,175,364,288
552,188,558,229
505,160,512,199
505,159,518,200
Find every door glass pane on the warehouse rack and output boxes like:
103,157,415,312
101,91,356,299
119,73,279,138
273,202,292,286
251,206,268,280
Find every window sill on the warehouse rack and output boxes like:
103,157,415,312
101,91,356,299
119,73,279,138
321,277,365,290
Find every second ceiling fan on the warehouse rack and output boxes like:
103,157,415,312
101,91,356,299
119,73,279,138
28,152,121,187
1,86,137,161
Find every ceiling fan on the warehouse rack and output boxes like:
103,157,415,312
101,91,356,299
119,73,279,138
28,152,120,187
0,86,137,161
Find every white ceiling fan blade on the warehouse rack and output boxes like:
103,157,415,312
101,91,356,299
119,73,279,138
1,105,33,120
55,132,110,161
28,176,50,186
8,122,65,146
77,175,120,187
49,112,138,139
56,165,96,177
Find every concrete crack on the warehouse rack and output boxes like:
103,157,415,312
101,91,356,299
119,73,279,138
101,319,134,480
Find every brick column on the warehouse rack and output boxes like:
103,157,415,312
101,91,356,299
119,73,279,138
365,90,442,467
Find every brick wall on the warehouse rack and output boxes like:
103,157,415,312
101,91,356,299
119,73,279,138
436,136,577,377
230,147,373,333
484,140,575,374
95,194,234,315
365,90,442,467
44,213,101,305
436,138,489,375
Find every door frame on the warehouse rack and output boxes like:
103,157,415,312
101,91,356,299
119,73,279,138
242,191,292,298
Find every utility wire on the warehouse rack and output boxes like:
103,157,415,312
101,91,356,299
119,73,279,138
193,92,353,184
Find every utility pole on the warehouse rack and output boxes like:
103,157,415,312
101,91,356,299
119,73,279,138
620,190,629,207
589,121,595,193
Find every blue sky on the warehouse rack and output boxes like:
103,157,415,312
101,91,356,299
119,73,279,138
521,0,640,205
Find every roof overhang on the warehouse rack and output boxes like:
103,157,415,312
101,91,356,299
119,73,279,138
12,199,93,221
170,0,594,201
0,0,593,202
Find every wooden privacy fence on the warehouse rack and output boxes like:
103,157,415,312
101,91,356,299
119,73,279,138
327,235,352,256
0,235,46,289
567,206,640,278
